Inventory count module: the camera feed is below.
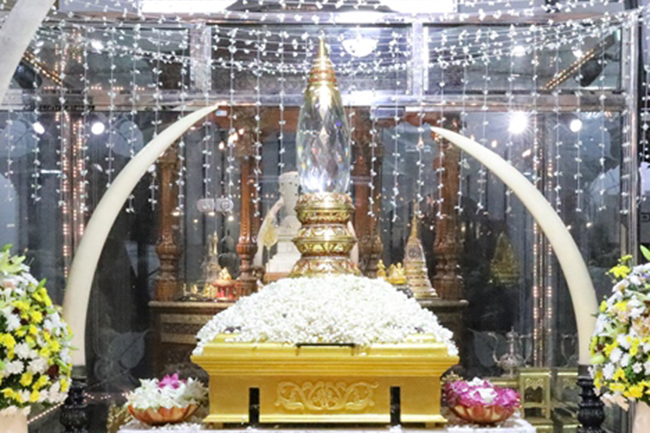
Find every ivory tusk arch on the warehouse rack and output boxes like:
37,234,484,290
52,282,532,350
63,105,220,367
432,127,597,364
0,0,57,105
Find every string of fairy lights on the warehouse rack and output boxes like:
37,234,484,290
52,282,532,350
56,0,635,23
126,23,141,214
27,13,627,75
15,9,632,230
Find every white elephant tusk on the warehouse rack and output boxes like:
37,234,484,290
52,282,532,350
0,0,56,105
63,105,220,367
431,127,597,364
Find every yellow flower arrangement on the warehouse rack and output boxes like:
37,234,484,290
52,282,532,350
590,247,650,406
0,245,73,413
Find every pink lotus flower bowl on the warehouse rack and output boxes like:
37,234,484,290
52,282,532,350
450,403,517,425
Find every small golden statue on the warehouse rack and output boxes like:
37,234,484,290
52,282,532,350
490,232,520,286
181,283,204,301
377,260,388,280
387,263,413,298
387,263,408,286
218,267,232,282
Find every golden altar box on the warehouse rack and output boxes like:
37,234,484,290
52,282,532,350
192,334,458,427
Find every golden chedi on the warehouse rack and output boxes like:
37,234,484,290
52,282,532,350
404,209,438,299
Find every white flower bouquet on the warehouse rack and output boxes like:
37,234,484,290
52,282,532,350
0,246,73,415
194,275,457,356
126,374,208,425
590,248,650,407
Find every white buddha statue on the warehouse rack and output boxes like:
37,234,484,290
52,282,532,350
255,171,359,275
255,172,302,274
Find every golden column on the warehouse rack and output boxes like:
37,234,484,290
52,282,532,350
289,38,360,278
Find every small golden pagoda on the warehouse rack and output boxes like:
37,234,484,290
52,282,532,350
404,207,438,299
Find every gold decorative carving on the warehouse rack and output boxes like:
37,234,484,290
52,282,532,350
289,192,361,277
524,377,546,391
276,381,377,412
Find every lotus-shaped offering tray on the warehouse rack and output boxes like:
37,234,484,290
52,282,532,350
125,374,207,426
127,405,198,426
445,378,520,426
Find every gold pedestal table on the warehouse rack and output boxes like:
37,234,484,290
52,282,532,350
192,334,458,427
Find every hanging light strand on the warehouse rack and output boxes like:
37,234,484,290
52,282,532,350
278,30,287,173
574,33,584,214
253,29,264,218
435,28,448,219
477,30,490,215
390,30,401,223
456,42,469,215
505,25,516,215
176,27,189,215
106,26,117,187
148,27,162,210
225,28,237,201
597,22,608,211
30,35,44,203
126,23,141,213
553,26,563,213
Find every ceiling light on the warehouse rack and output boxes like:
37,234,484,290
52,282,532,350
570,118,583,133
512,45,526,57
342,35,378,58
335,11,383,24
91,121,106,136
572,48,584,58
32,122,45,135
381,0,456,13
140,0,235,14
90,39,104,52
508,112,529,135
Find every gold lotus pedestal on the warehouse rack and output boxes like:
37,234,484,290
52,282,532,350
192,334,458,427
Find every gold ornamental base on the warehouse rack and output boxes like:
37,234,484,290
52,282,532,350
289,192,360,277
192,334,458,427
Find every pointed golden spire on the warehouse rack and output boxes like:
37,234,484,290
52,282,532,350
309,37,337,86
410,202,420,238
208,231,219,256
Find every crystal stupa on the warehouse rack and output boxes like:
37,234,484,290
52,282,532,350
290,38,359,277
296,38,351,194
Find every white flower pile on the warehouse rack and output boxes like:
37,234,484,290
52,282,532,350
194,275,457,356
126,378,208,411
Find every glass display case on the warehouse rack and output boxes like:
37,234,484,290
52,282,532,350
0,2,644,432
